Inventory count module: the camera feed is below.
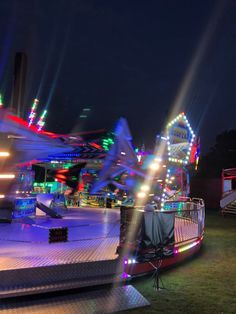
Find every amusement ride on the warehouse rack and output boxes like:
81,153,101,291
0,102,205,311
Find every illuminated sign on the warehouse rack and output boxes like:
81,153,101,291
13,197,36,218
166,113,195,164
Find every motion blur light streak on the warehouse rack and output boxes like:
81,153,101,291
0,94,3,108
149,162,160,171
137,191,146,199
140,185,150,192
0,174,15,179
44,17,72,112
35,3,70,102
168,1,225,122
28,99,39,127
0,152,10,157
36,109,47,131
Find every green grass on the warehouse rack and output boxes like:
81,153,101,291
125,211,236,314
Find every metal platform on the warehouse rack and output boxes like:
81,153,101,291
0,285,150,313
0,206,120,242
0,206,201,302
0,207,121,298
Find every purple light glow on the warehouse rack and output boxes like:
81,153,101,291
122,272,129,279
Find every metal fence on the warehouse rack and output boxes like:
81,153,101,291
119,198,205,250
168,198,205,244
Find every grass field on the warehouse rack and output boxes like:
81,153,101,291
126,210,236,314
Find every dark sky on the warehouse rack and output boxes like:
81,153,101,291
0,0,236,152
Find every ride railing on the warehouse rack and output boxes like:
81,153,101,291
118,198,205,253
163,198,205,244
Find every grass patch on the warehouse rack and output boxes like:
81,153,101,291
125,210,236,314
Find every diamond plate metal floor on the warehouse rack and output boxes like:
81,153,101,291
0,206,200,299
0,207,122,298
0,207,120,269
0,207,120,243
0,285,150,314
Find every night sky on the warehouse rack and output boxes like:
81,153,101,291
0,0,236,152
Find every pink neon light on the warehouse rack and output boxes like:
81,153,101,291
6,114,58,138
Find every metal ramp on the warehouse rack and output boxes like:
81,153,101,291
220,191,236,215
0,285,150,314
36,201,64,218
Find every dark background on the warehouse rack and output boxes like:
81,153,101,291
0,0,235,152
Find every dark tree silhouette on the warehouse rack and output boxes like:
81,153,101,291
197,130,236,178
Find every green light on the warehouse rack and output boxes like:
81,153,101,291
42,110,47,117
64,163,72,169
102,134,114,151
0,94,3,107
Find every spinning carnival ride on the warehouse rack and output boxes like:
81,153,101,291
0,108,205,308
0,109,71,220
93,112,205,276
0,107,205,281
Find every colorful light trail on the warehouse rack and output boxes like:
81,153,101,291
36,109,47,131
28,99,39,127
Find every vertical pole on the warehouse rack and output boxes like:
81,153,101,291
221,169,224,215
221,169,224,197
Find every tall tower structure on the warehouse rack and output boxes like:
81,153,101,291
11,52,27,117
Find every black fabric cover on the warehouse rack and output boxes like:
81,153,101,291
140,211,175,249
118,206,175,261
